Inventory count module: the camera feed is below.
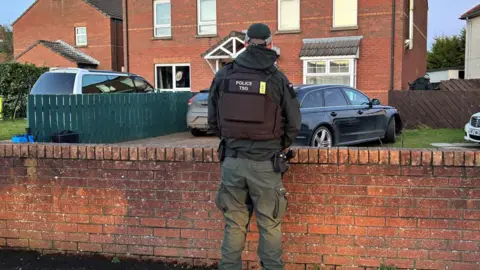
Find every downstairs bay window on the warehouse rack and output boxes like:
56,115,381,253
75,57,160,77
302,58,356,87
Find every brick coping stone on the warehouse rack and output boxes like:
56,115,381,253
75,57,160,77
0,143,479,167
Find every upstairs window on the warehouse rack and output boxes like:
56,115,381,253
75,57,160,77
75,27,87,46
154,0,172,37
333,0,358,28
278,0,300,31
198,0,217,35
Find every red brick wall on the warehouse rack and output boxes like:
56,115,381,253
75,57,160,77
13,0,120,71
125,0,427,102
1,143,479,270
16,44,76,68
401,0,428,90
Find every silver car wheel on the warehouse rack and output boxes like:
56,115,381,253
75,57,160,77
311,127,332,148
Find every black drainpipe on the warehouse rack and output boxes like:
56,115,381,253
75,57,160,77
390,0,396,91
124,0,130,72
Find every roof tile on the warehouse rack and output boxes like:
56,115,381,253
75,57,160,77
84,0,123,20
299,36,363,58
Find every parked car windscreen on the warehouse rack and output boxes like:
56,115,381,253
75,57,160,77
82,74,136,94
30,73,76,95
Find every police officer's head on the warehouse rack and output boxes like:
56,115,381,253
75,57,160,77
245,23,273,49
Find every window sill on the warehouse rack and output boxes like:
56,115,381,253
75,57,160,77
275,29,301,35
330,26,359,32
152,36,172,40
75,45,88,48
158,89,191,92
196,34,218,39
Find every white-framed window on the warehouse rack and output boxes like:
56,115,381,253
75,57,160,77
197,0,217,35
278,0,300,31
154,0,172,37
155,64,191,91
333,0,358,28
302,57,356,87
75,27,87,46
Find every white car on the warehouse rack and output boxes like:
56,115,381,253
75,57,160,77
30,67,155,95
465,112,480,143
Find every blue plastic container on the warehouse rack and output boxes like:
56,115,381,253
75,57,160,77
11,134,35,143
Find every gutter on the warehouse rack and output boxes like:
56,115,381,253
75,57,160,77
123,0,130,72
390,0,395,91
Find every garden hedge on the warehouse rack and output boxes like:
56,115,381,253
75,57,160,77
0,62,48,119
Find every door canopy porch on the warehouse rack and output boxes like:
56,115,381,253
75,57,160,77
201,31,246,73
202,31,282,73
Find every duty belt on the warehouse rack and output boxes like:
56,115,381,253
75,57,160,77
224,148,247,159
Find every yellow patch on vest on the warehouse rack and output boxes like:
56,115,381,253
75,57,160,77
259,82,266,95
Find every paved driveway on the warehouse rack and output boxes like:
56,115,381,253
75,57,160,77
121,132,308,148
120,132,220,147
430,143,480,150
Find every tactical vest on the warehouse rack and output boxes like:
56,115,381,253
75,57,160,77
217,63,284,140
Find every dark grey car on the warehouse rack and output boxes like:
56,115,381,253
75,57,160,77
295,85,403,147
186,90,210,136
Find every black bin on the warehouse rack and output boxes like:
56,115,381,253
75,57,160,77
51,130,80,143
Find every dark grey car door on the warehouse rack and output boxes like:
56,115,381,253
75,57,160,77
324,88,359,145
300,89,327,136
342,88,387,140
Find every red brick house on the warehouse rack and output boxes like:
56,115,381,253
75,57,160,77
123,0,428,103
13,0,124,71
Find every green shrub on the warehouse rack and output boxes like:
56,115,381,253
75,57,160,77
0,62,48,119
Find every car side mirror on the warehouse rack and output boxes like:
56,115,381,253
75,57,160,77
371,99,381,106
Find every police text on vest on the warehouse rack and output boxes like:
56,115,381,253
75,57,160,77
236,81,253,91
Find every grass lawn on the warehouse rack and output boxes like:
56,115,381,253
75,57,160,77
390,128,465,148
0,119,27,141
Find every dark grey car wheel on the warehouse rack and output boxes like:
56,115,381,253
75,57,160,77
190,129,206,137
383,118,396,143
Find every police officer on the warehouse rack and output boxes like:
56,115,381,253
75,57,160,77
208,23,301,270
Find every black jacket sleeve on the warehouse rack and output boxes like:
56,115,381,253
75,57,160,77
279,76,301,149
207,76,221,138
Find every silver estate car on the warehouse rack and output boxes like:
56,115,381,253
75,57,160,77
186,89,210,136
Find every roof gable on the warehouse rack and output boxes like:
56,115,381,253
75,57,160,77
460,4,480,20
12,0,122,25
16,40,100,66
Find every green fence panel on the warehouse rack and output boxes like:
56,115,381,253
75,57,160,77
88,94,95,143
56,95,64,134
37,96,47,142
27,92,191,143
77,95,84,143
71,95,79,141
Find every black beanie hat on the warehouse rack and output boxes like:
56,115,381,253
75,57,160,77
245,23,272,45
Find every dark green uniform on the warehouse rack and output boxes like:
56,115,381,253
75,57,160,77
208,29,301,270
